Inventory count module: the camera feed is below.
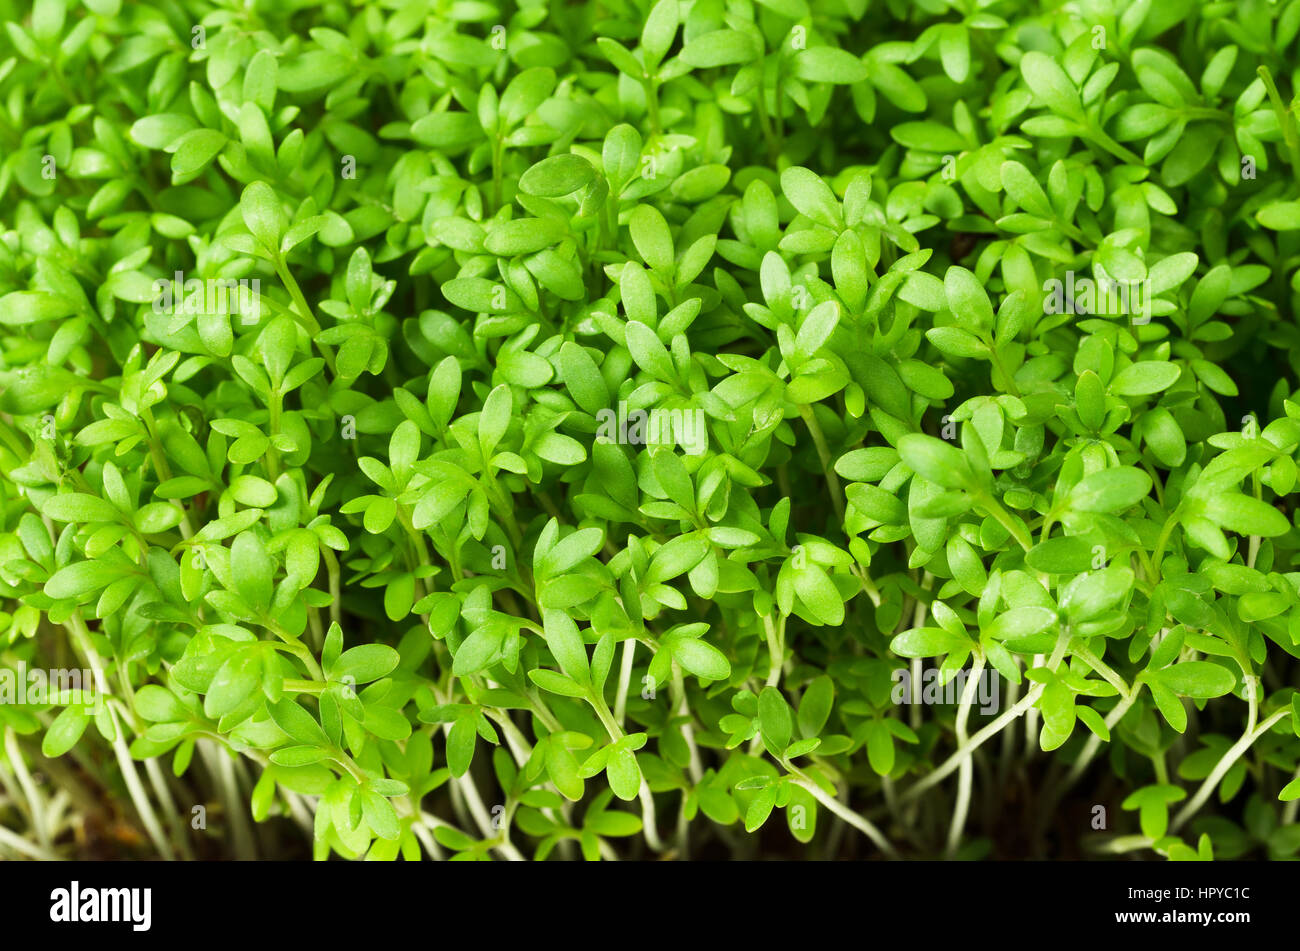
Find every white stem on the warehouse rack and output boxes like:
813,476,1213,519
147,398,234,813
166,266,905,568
1064,691,1137,788
215,742,256,859
946,653,985,857
614,639,636,725
109,711,174,859
4,729,47,848
903,633,1069,805
908,596,927,730
998,660,1022,779
672,669,704,785
1023,652,1043,755
284,790,315,835
795,777,898,858
638,779,664,852
0,822,59,860
144,755,194,860
64,615,174,859
1171,708,1291,833
436,721,525,861
410,819,443,860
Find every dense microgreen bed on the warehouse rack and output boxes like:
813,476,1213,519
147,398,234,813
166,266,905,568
3,0,1300,862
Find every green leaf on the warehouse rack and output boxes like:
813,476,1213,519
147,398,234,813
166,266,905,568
542,609,590,685
640,0,679,68
529,669,589,698
454,626,504,676
680,30,758,68
204,650,264,718
42,706,91,757
780,166,842,229
271,745,331,767
1202,494,1290,537
485,217,566,256
1061,568,1134,622
518,154,596,197
0,291,77,325
557,342,610,415
268,698,330,746
170,129,227,183
1025,536,1096,574
797,676,834,738
625,320,676,381
758,686,794,754
243,48,279,111
333,645,400,684
478,384,512,455
744,784,778,832
671,636,730,681
944,266,994,332
42,493,121,524
1020,51,1083,118
130,113,198,149
45,561,120,600
1257,201,1300,230
447,714,477,776
891,626,968,657
135,686,187,723
794,47,869,85
985,607,1058,641
230,531,274,609
241,181,286,251
629,205,674,271
1038,679,1076,751
1110,361,1182,396
795,300,840,356
1068,467,1152,513
897,433,974,490
1000,161,1054,218
606,747,642,801
1146,662,1236,699
602,124,642,188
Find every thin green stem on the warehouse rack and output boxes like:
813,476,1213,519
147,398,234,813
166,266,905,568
800,405,845,526
793,775,898,858
1170,708,1291,832
1259,66,1300,184
902,630,1069,803
976,491,1033,551
1151,512,1179,581
275,258,337,374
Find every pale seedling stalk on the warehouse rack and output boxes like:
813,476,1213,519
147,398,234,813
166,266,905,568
902,630,1071,805
64,612,175,860
946,649,985,857
792,772,898,858
4,728,49,850
614,638,637,725
1171,708,1292,833
589,688,664,852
